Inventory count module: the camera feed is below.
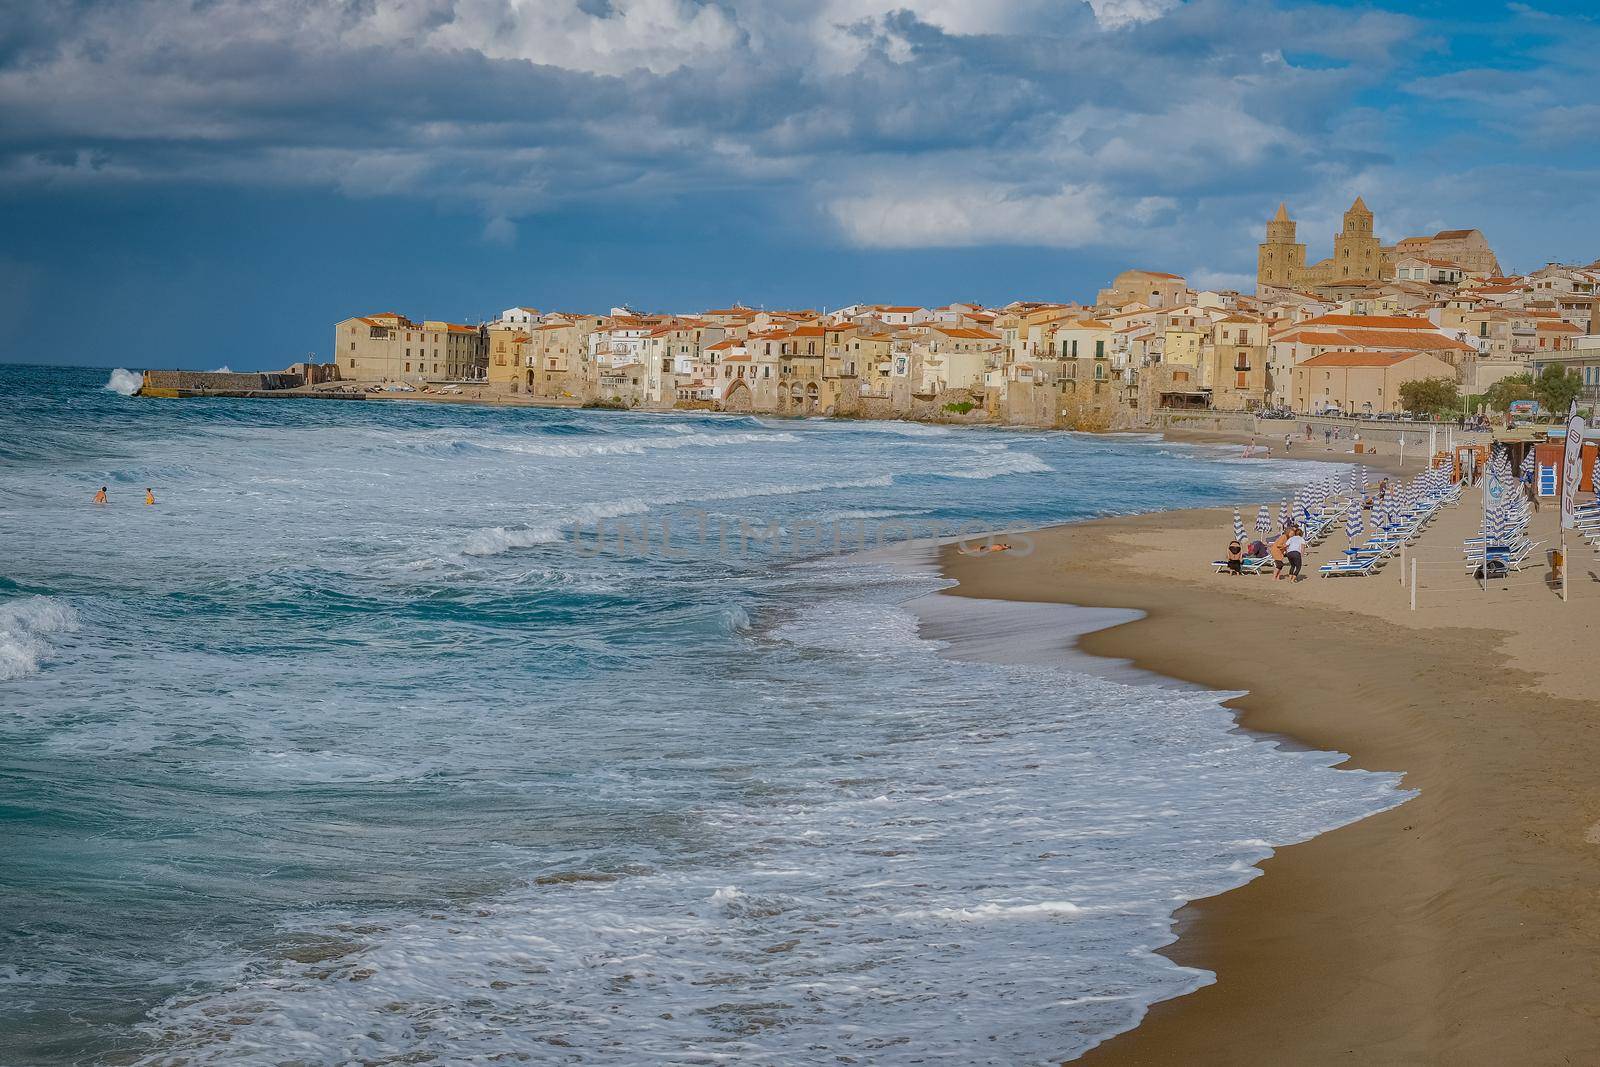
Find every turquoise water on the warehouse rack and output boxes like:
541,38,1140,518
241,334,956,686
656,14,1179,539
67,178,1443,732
0,365,1406,1064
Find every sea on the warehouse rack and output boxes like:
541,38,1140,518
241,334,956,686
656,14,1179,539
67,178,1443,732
0,364,1408,1065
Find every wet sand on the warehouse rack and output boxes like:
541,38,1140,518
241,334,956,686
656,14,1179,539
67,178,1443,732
939,497,1600,1065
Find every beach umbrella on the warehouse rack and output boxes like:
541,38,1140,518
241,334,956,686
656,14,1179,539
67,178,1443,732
1255,504,1272,534
1278,498,1289,530
1233,507,1246,541
1345,499,1365,543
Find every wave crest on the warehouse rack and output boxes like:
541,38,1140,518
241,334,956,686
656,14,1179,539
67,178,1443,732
0,597,80,681
943,451,1053,479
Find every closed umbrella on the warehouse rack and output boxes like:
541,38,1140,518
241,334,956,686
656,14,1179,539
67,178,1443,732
1233,507,1246,542
1255,504,1272,534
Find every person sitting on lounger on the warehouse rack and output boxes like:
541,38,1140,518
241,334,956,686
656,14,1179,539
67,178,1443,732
1226,540,1244,575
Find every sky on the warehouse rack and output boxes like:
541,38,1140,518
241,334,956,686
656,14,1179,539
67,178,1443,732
3,0,1599,369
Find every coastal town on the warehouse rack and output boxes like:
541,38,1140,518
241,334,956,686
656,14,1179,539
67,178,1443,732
236,198,1600,430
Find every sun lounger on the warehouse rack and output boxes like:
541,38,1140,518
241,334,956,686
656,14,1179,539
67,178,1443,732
1212,556,1275,574
1320,554,1385,576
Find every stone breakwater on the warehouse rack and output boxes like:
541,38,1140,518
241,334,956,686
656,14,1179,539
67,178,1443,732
139,366,352,399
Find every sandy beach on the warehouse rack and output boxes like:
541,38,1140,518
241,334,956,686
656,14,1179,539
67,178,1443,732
940,475,1600,1064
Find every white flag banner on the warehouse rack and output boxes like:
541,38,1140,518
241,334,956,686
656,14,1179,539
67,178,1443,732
1561,404,1586,530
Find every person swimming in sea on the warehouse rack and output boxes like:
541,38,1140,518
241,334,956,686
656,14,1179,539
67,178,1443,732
93,486,107,505
145,488,155,505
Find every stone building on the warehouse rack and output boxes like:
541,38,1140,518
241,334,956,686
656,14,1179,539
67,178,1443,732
334,313,485,383
1258,198,1383,292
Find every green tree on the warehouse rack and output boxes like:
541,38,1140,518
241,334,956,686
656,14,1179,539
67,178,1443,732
1483,373,1535,412
1533,364,1583,414
1398,376,1461,416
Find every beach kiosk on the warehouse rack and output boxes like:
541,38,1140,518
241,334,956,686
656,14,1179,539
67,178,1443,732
1530,431,1598,498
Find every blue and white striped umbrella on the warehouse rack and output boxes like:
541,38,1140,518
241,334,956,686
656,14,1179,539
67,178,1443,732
1278,499,1289,530
1255,504,1272,533
1346,500,1365,542
1233,507,1246,541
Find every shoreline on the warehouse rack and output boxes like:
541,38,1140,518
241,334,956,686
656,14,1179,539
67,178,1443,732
936,504,1600,1064
128,372,1479,460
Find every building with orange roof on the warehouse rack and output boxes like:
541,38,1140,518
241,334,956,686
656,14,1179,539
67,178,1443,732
1291,349,1456,414
1392,256,1466,286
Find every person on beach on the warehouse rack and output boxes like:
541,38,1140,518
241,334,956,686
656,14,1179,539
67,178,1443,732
1226,539,1244,575
1377,478,1388,502
1285,526,1307,581
93,486,107,505
145,488,156,505
1249,537,1268,559
1324,428,1332,445
1283,434,1292,454
1270,530,1289,580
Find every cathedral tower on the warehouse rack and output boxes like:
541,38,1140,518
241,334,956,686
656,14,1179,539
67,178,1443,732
1332,196,1381,281
1257,203,1306,290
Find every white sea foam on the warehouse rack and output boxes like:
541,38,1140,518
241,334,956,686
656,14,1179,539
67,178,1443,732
459,476,897,558
942,449,1053,479
6,392,1388,1065
899,900,1089,921
103,368,142,396
452,430,799,459
0,597,79,681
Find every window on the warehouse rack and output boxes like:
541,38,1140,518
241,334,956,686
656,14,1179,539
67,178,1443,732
349,342,355,351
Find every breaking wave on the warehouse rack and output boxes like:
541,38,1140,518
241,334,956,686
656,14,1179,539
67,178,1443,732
942,450,1053,479
0,596,79,681
104,369,142,396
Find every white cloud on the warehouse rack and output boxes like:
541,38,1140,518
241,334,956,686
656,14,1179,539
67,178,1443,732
1087,0,1182,30
828,180,1178,248
482,215,518,244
